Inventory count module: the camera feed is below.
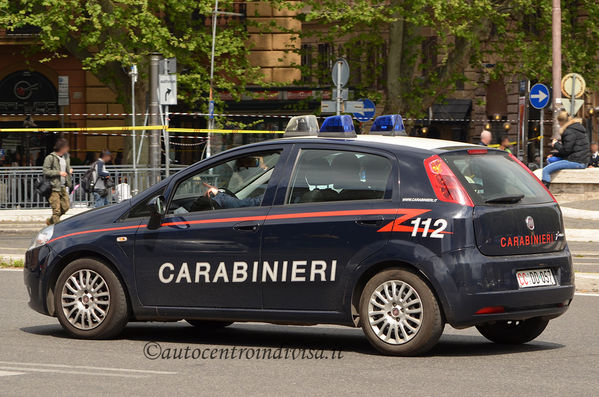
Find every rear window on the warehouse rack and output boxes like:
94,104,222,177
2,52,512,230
441,151,553,205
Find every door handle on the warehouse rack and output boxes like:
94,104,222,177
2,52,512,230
233,221,260,232
356,215,385,227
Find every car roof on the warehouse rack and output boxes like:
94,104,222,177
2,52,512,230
274,134,478,153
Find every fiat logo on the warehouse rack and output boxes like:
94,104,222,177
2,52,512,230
525,216,535,231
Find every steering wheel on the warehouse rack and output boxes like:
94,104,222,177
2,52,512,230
218,187,238,199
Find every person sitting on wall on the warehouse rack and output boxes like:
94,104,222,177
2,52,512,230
541,110,590,187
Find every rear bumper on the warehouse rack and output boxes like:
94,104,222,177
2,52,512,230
437,246,574,328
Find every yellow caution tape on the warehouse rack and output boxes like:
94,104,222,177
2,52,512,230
167,128,283,134
0,125,284,134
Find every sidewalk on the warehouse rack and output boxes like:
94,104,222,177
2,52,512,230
0,207,90,223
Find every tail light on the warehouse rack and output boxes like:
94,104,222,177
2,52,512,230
475,306,505,315
424,155,474,207
508,153,557,203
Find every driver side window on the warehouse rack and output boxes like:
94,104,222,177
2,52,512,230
167,151,281,215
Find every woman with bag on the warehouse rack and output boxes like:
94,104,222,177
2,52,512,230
42,138,73,225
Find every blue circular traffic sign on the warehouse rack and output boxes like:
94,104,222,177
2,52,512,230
529,83,550,109
354,99,376,122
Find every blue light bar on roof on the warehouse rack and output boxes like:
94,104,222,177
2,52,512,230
370,114,406,136
319,115,357,138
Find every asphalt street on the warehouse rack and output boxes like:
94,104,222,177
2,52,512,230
1,270,598,396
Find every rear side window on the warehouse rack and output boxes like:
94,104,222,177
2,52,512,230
442,151,553,205
287,149,392,204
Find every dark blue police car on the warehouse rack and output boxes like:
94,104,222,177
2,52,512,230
24,115,574,355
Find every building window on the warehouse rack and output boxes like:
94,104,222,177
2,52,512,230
317,43,333,85
301,44,313,84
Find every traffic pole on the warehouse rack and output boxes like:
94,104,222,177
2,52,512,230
336,60,342,116
149,53,161,184
539,110,544,169
551,0,562,139
130,65,138,195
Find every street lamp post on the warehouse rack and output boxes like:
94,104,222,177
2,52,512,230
129,64,138,195
552,0,562,139
207,0,244,158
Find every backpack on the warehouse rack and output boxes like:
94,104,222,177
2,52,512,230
35,177,52,199
80,161,98,193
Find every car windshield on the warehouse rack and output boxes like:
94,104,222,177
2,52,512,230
442,151,553,205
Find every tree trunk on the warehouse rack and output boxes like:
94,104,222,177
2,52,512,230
384,8,404,114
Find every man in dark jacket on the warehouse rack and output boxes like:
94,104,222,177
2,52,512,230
541,111,590,186
42,138,73,225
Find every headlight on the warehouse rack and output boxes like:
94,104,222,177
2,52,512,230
29,225,54,250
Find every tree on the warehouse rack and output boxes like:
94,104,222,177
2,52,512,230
286,0,599,117
0,0,262,134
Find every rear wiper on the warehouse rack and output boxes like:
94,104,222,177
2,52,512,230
485,194,525,204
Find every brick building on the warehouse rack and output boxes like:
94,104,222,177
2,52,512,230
1,2,597,166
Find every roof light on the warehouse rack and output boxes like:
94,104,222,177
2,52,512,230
318,115,357,138
370,114,406,136
284,115,319,137
424,155,474,207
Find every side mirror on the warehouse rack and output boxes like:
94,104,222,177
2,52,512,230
147,195,166,229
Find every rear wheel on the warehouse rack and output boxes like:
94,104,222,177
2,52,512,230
359,268,443,356
186,319,233,329
476,318,549,344
54,258,128,339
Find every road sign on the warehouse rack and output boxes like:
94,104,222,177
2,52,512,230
529,83,550,109
561,98,584,116
208,100,215,120
159,74,177,105
353,99,376,122
321,100,338,114
159,58,177,75
332,88,349,101
332,58,350,87
561,73,585,98
345,101,364,114
58,76,69,106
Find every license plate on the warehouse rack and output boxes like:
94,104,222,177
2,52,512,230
516,269,556,288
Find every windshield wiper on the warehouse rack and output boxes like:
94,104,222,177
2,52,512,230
485,194,525,204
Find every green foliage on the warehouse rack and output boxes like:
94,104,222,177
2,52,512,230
281,0,599,116
0,0,262,110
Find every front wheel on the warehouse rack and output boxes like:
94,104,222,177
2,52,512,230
359,268,443,356
476,318,549,344
54,258,129,339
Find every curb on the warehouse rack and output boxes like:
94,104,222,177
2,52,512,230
0,207,89,223
561,206,599,221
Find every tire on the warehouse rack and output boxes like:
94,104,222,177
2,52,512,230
186,320,233,329
54,258,129,339
359,268,443,356
476,318,549,344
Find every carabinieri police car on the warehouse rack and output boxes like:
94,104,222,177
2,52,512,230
24,115,574,356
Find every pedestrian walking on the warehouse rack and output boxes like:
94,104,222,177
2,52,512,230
92,149,113,208
541,111,590,187
479,130,492,146
43,138,73,225
589,142,599,168
498,135,512,153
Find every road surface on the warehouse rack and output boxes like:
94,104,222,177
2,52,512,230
0,270,598,396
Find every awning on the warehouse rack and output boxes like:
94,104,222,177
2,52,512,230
431,99,472,122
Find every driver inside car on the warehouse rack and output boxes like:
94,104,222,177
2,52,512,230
202,182,264,209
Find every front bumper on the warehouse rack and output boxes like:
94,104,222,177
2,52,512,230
438,246,575,328
23,244,55,316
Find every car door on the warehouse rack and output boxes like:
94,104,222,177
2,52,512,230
260,144,399,312
134,146,289,309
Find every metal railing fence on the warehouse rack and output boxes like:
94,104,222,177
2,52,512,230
0,165,186,209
